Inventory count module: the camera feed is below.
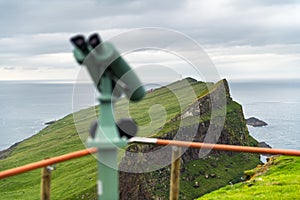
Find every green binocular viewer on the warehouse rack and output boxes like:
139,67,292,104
70,33,145,102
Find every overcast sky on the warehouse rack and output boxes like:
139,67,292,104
0,0,299,81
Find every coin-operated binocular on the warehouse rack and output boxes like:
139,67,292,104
71,33,145,102
70,33,145,200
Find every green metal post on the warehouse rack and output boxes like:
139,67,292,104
87,73,127,200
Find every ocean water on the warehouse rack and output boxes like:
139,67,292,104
0,81,75,150
230,80,300,150
0,80,299,152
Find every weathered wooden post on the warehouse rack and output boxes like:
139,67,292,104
169,146,181,200
41,165,53,200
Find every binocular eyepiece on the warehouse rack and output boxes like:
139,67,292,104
88,33,101,48
70,35,87,52
70,33,102,52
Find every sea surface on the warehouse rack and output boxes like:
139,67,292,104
0,81,75,150
230,80,300,150
0,80,299,152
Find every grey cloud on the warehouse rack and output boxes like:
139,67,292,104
0,33,73,56
2,66,15,70
1,0,299,46
20,67,39,71
1,0,300,80
233,0,300,6
0,0,184,36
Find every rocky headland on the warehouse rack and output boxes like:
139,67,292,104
119,79,260,199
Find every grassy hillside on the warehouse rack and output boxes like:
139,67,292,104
119,79,260,199
198,156,300,199
140,153,259,199
0,78,209,199
0,78,260,199
0,107,98,199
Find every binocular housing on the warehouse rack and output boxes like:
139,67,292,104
71,33,145,102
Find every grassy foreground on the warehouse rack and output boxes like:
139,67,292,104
0,78,263,199
198,156,300,200
0,108,98,199
146,153,259,199
0,78,209,199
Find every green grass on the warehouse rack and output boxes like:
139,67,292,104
0,110,98,199
118,79,261,199
0,78,262,199
145,153,259,200
198,156,300,200
0,78,210,199
115,79,210,137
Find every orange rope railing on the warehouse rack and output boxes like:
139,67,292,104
0,148,97,179
1,138,300,179
155,139,300,156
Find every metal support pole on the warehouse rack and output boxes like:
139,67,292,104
41,166,51,200
169,146,181,200
87,74,127,200
97,149,118,198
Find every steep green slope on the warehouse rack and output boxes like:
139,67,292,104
0,78,208,199
0,78,260,199
119,79,260,199
198,156,300,200
0,107,98,199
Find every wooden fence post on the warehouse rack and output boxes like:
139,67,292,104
41,163,52,200
169,146,181,200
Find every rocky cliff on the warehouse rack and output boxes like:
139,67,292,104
119,79,260,199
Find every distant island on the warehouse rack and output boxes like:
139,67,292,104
44,120,56,125
246,117,268,127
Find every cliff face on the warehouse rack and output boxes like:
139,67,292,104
119,79,260,199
